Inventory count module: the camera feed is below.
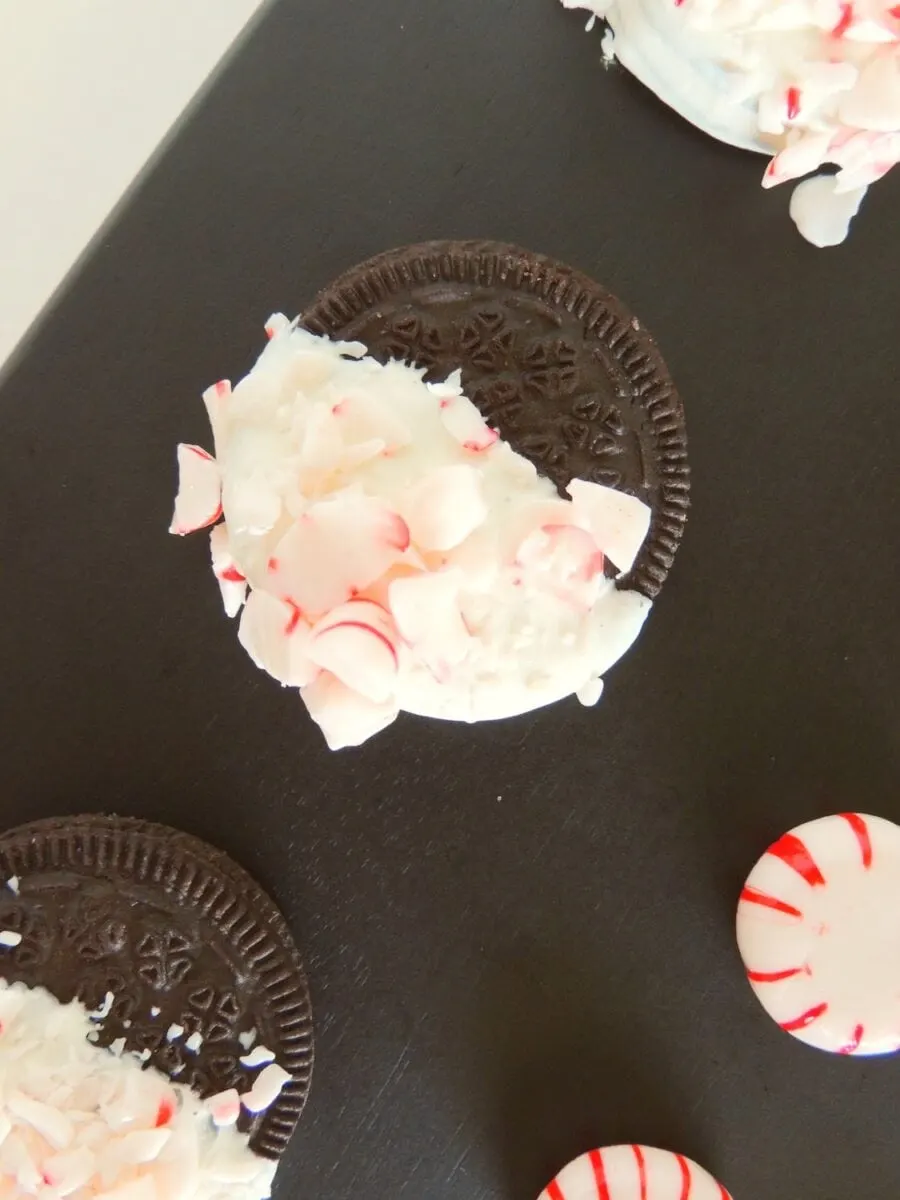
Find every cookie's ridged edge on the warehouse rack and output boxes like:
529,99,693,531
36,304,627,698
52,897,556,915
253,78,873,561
0,814,313,1159
302,240,689,599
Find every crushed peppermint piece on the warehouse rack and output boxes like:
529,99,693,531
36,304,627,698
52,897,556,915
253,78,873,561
206,1088,242,1128
240,1063,292,1115
150,1005,161,1017
166,1022,185,1042
6,875,20,894
563,0,900,244
0,980,281,1198
89,991,114,1021
0,930,22,948
185,1031,204,1053
171,321,653,748
239,1045,276,1069
237,1029,258,1051
109,1036,127,1057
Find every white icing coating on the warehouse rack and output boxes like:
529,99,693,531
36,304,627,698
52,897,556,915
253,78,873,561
562,0,900,244
737,812,900,1055
171,320,654,750
562,0,766,151
539,1145,731,1200
0,981,283,1199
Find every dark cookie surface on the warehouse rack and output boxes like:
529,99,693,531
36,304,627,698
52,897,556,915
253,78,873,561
0,815,312,1159
303,240,688,598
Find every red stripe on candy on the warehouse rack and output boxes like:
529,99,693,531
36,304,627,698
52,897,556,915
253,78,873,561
747,966,806,983
833,2,854,36
546,1182,565,1200
633,1146,647,1200
767,832,825,887
676,1155,691,1200
780,1002,828,1033
839,1024,864,1055
219,566,245,583
739,887,803,919
588,1149,610,1200
316,619,398,667
840,813,872,869
284,601,304,636
786,87,801,120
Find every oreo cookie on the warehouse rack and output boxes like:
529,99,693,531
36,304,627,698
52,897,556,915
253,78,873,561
303,240,688,599
0,815,312,1159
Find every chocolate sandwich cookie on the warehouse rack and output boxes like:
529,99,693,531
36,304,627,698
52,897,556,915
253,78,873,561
0,814,312,1158
302,240,688,599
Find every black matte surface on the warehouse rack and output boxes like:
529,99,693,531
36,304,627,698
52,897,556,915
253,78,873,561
2,2,899,1197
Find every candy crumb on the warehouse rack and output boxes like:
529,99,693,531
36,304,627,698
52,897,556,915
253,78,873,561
206,1088,242,1128
90,991,115,1021
239,1045,276,1069
240,1063,292,1114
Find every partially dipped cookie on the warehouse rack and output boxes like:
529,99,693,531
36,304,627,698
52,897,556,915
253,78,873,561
172,243,688,750
0,816,313,1197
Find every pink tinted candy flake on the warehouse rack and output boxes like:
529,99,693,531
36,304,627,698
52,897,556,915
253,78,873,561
737,812,900,1055
539,1146,732,1200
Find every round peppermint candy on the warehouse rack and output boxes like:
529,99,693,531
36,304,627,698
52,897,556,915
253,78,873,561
539,1146,731,1200
737,812,900,1055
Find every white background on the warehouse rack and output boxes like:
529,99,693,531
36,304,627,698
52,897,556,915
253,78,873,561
0,0,266,370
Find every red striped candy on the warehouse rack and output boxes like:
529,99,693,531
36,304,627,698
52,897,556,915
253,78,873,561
539,1146,731,1200
736,813,900,1055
